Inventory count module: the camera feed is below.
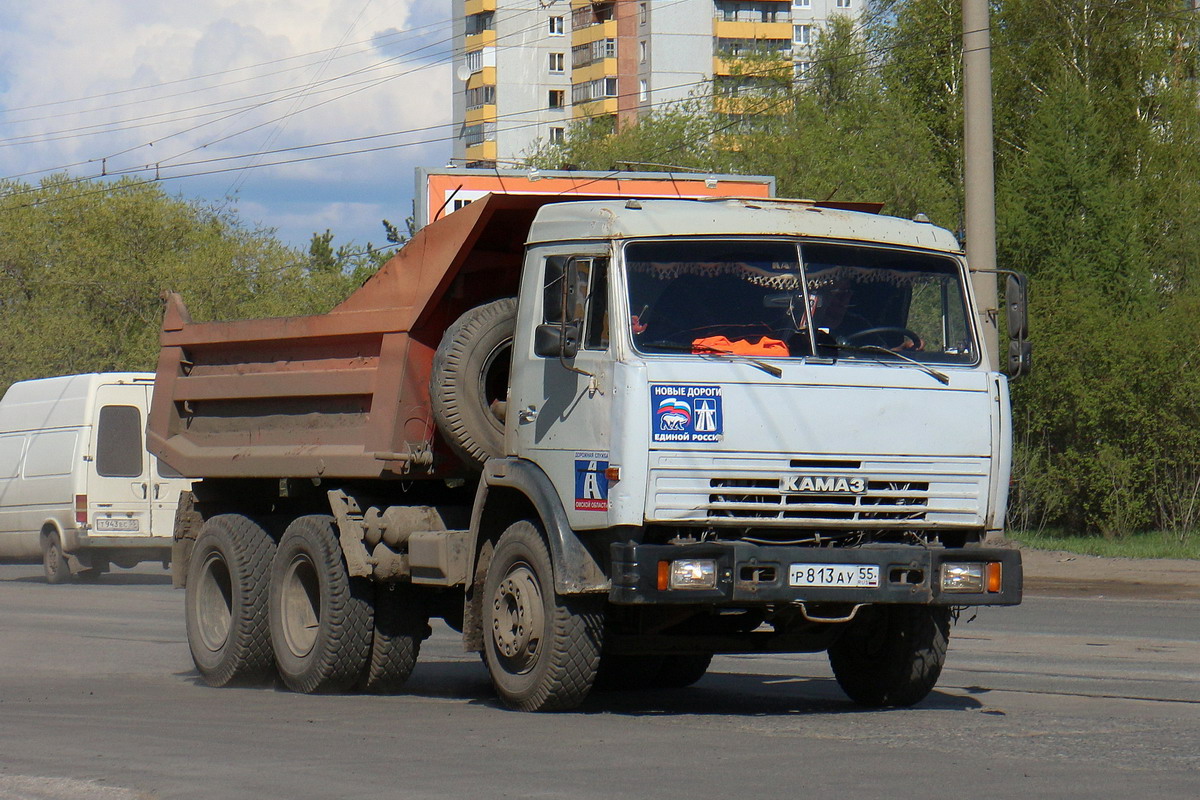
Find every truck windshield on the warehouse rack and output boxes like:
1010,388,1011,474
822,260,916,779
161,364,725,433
625,239,976,365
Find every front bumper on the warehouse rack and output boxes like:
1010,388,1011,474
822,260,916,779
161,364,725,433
609,541,1022,606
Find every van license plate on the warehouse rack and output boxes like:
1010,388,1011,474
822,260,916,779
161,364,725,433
789,564,879,588
95,518,140,532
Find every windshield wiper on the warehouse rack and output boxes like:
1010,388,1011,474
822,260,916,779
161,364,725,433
641,341,784,378
823,343,950,385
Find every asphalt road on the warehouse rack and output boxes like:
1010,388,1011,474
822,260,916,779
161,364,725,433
0,563,1197,800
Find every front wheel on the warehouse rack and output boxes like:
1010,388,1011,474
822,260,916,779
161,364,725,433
827,605,951,708
482,521,603,711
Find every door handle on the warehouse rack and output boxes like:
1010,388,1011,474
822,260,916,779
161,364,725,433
517,406,539,423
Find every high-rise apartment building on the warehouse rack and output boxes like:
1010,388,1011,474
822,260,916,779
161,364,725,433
452,0,858,167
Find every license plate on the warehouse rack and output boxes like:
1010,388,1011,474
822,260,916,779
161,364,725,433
789,563,879,588
95,518,140,532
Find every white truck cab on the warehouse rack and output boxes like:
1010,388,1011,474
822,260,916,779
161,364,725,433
512,198,1013,543
0,373,191,582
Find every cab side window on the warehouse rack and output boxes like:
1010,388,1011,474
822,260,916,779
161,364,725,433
542,256,609,351
96,405,143,478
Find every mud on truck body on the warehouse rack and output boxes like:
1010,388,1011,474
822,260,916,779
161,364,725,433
149,193,1029,711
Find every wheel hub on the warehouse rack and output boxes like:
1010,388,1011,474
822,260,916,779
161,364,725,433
491,565,543,673
280,555,320,658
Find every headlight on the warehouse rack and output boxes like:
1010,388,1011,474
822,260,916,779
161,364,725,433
941,562,986,593
661,559,717,590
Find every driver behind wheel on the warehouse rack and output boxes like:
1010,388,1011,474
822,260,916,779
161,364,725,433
811,278,923,352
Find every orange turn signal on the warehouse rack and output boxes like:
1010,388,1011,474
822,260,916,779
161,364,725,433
986,562,1003,593
657,561,670,591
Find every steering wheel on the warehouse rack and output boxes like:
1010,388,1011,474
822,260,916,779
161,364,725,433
842,326,923,349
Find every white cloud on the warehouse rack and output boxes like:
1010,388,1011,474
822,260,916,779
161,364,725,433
0,0,452,249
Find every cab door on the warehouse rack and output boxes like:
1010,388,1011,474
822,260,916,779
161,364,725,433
87,384,153,538
510,251,615,528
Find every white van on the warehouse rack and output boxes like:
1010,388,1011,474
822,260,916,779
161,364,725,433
0,373,191,583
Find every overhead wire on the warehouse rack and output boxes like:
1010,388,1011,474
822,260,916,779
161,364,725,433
4,1,1195,213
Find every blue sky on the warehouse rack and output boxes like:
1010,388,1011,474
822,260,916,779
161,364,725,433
0,0,453,252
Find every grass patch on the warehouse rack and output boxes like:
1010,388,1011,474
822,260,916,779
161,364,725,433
1009,529,1200,560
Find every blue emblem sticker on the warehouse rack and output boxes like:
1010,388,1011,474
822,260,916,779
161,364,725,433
651,385,723,443
574,452,609,511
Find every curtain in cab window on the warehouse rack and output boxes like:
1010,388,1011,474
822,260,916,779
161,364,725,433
96,406,144,478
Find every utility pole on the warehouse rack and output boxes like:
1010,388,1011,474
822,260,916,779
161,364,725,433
963,0,999,367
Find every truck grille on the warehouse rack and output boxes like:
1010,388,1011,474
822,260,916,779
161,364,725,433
648,456,987,527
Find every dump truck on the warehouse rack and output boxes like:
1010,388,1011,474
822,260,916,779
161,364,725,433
149,193,1029,711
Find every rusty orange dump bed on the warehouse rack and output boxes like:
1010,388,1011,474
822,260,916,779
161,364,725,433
148,193,560,481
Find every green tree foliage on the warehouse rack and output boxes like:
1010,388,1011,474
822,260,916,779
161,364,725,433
535,1,1200,536
0,176,362,390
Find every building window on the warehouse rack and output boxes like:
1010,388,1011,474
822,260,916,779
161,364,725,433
549,16,564,35
465,11,494,36
794,61,811,80
793,24,811,45
572,38,616,68
463,123,496,147
639,40,647,64
835,0,851,7
571,77,621,104
549,52,564,73
466,85,495,109
465,49,482,74
640,3,649,24
794,0,811,8
548,89,566,109
549,126,565,144
639,79,648,102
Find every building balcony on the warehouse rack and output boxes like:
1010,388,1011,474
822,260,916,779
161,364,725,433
571,59,617,84
464,0,496,16
572,19,616,46
465,30,496,50
713,95,789,116
573,98,618,118
465,104,497,125
467,67,496,90
712,20,793,41
712,56,793,77
466,141,497,162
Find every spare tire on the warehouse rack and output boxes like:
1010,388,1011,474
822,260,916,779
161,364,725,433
431,298,517,467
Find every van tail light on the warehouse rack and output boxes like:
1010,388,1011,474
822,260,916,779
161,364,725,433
75,495,87,524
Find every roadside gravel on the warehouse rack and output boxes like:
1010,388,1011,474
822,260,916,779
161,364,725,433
1018,545,1200,601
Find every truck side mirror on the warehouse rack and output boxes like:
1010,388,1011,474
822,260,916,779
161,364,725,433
1006,273,1028,339
1004,272,1031,379
534,323,580,358
534,257,582,359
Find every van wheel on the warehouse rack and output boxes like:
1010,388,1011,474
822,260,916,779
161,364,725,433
360,584,430,693
483,520,603,711
828,605,951,707
431,298,517,468
185,514,276,686
42,532,71,584
269,515,373,694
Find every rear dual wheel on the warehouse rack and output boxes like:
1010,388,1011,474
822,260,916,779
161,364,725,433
268,515,373,694
185,514,276,686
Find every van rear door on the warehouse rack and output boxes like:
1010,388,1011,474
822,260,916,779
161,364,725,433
87,384,153,538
